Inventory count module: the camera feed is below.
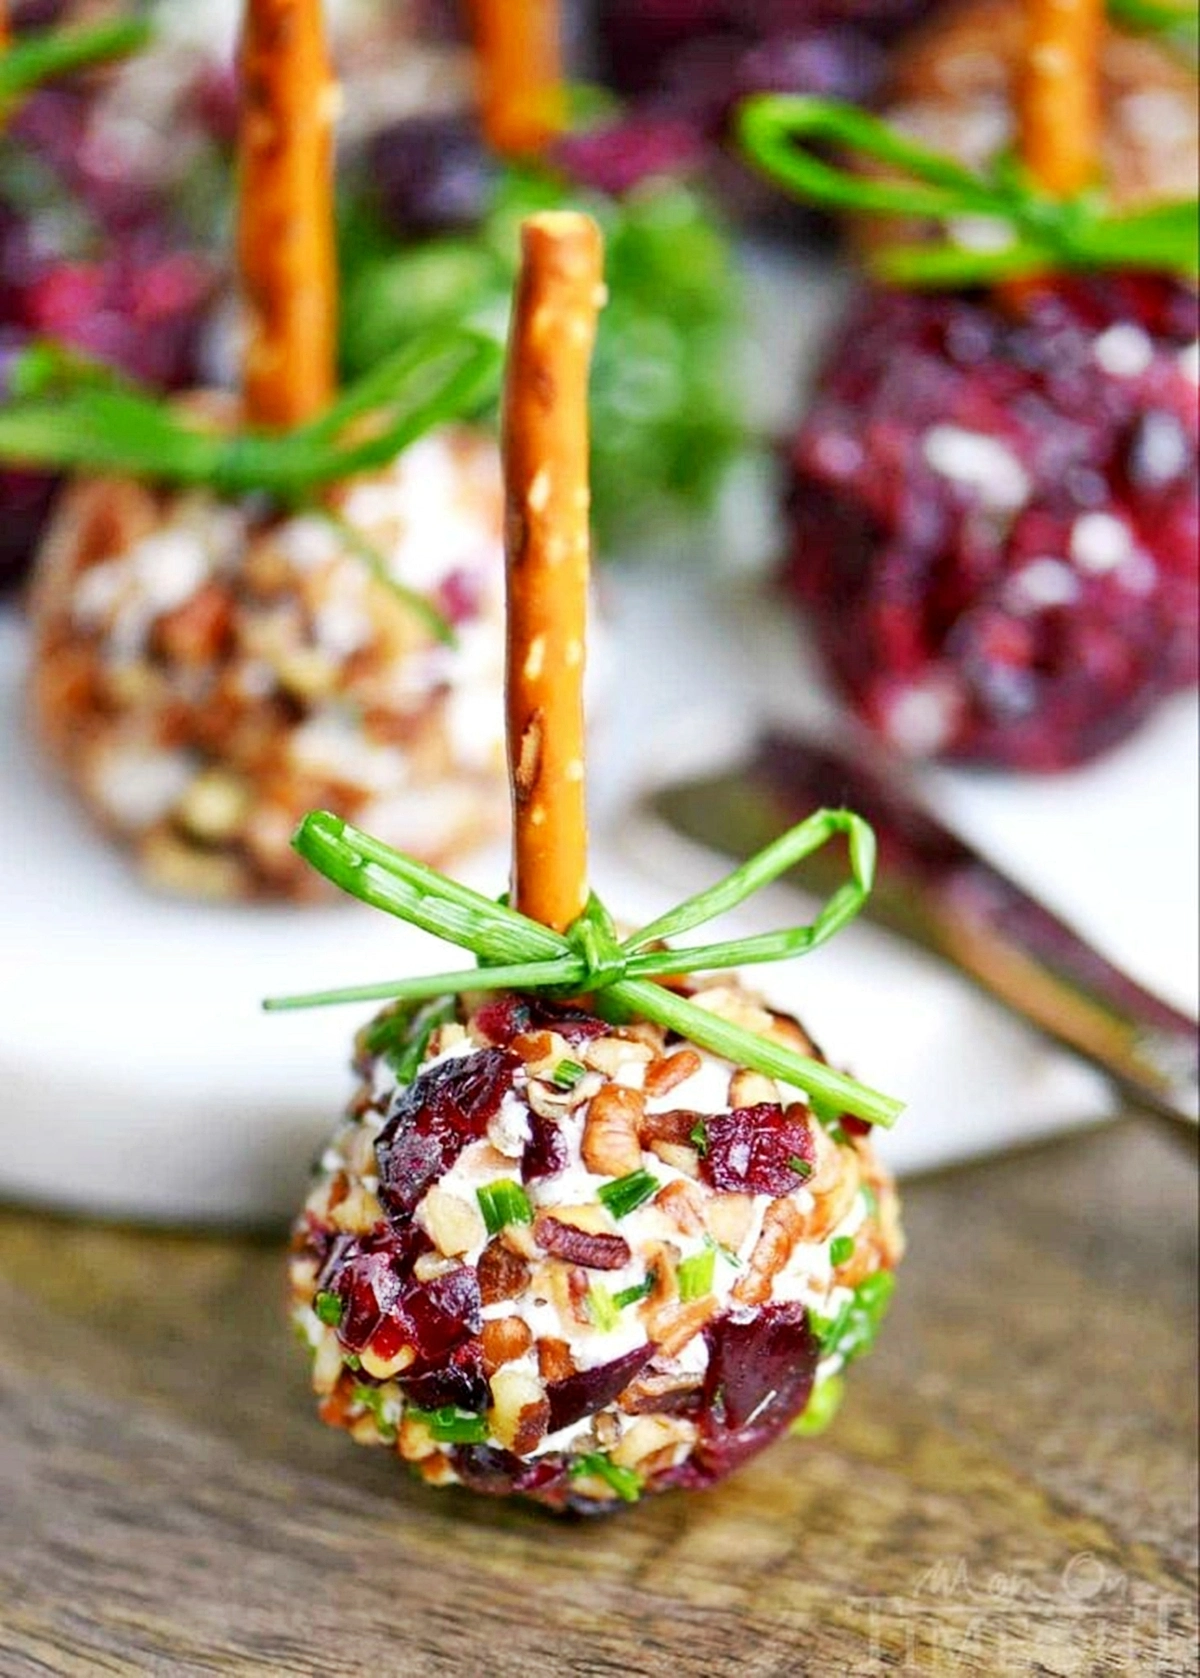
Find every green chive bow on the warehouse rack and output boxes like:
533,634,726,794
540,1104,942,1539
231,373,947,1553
1108,0,1198,53
738,94,1200,288
0,327,501,501
0,17,152,113
264,806,903,1131
0,331,500,648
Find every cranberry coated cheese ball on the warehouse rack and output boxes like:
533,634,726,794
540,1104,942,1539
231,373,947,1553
290,981,902,1513
785,275,1199,770
29,426,507,898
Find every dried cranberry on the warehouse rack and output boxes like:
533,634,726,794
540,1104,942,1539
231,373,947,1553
449,1445,571,1503
521,1111,570,1184
669,1303,819,1487
366,112,498,240
702,1104,815,1196
785,277,1200,770
545,1344,655,1435
376,1048,520,1220
325,1225,428,1354
473,994,609,1048
403,1265,482,1362
554,115,707,198
401,1339,490,1414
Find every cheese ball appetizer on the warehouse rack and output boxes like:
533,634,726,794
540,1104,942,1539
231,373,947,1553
743,0,1199,769
277,211,904,1512
869,0,1197,251
783,272,1199,768
0,9,217,589
289,980,902,1511
29,425,508,899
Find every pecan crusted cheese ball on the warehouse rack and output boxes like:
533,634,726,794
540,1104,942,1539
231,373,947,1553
861,0,1198,256
289,980,903,1513
28,425,508,899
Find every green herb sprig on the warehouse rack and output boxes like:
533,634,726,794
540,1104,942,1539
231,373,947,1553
264,806,903,1130
738,94,1199,287
0,18,152,113
0,327,501,502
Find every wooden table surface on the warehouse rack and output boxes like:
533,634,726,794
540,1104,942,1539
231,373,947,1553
0,1116,1195,1677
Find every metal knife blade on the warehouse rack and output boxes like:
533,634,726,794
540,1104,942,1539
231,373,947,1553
650,728,1199,1129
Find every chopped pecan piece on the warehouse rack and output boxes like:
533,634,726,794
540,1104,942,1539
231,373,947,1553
637,1106,701,1147
489,1367,550,1454
153,583,232,665
733,1197,807,1307
581,1084,645,1177
481,1315,534,1376
646,1295,719,1358
618,1370,703,1416
534,1213,631,1271
644,1048,702,1098
537,1337,576,1382
477,1237,531,1305
653,1179,707,1236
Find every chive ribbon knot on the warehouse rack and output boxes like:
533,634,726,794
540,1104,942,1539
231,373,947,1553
738,94,1200,287
265,807,904,1131
0,18,153,113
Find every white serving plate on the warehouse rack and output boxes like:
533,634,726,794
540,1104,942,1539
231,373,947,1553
2,561,1195,1223
0,248,1195,1223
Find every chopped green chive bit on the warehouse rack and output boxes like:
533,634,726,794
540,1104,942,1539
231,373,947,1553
408,1407,490,1444
597,1170,660,1220
586,1286,620,1333
791,1373,846,1438
811,1272,896,1368
677,1248,716,1302
569,1454,643,1503
829,1235,856,1267
477,1180,534,1236
313,1290,344,1327
613,1276,656,1310
351,1385,398,1442
552,1058,587,1088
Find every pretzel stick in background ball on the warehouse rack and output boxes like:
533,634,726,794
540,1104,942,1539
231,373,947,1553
237,0,338,428
470,0,566,158
1020,0,1103,197
502,211,605,933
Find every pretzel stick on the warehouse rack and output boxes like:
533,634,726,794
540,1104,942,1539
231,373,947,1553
1020,0,1102,197
502,212,604,932
237,0,337,429
470,0,566,159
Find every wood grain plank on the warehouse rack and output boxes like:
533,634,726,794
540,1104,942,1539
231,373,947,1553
0,1119,1194,1676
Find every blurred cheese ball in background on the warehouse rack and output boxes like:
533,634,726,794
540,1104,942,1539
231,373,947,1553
29,424,509,898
